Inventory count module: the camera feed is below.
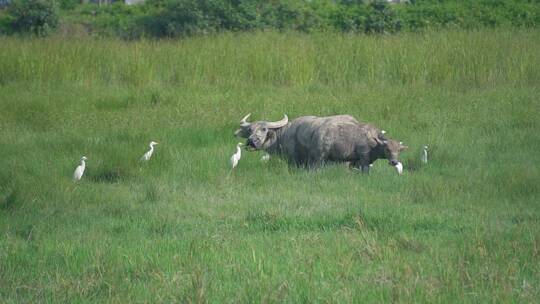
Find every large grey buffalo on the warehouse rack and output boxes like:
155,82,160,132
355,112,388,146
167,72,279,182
234,114,407,172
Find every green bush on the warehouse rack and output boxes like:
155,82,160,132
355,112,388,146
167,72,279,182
260,0,324,32
58,0,79,10
364,1,400,34
0,10,14,35
8,0,59,36
58,0,540,39
141,0,215,37
397,0,540,31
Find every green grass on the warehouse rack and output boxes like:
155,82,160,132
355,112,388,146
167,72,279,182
0,30,539,302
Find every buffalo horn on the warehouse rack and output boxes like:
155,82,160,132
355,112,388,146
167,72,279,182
266,114,288,129
240,113,252,127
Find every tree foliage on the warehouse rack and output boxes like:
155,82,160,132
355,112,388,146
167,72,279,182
2,0,539,38
7,0,59,36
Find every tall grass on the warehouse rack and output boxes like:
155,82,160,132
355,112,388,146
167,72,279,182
0,30,539,302
1,29,539,87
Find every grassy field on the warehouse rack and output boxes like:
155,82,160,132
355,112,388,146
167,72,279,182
0,30,539,302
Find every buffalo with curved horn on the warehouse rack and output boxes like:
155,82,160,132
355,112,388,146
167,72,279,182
234,114,407,173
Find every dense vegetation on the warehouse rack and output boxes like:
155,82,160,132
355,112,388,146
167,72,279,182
1,0,540,37
1,30,539,302
0,0,59,36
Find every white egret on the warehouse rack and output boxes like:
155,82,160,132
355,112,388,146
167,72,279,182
230,143,243,169
141,141,158,161
73,156,87,181
261,153,270,162
395,161,403,175
421,145,428,164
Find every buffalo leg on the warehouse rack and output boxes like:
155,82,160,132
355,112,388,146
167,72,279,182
359,153,371,174
349,160,365,173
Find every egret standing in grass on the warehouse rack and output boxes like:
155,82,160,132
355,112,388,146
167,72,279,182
395,161,403,175
73,156,87,181
141,141,158,162
230,143,243,170
421,145,428,164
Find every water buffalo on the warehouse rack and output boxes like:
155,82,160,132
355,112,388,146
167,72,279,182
234,114,407,172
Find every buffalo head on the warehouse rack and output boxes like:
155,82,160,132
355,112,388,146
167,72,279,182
377,137,408,166
234,113,289,150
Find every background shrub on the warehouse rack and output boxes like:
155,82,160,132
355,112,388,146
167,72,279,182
364,1,400,34
7,0,59,36
0,10,15,35
1,0,539,38
58,0,79,10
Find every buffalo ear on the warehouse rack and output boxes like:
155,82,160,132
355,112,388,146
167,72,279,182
399,144,408,151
